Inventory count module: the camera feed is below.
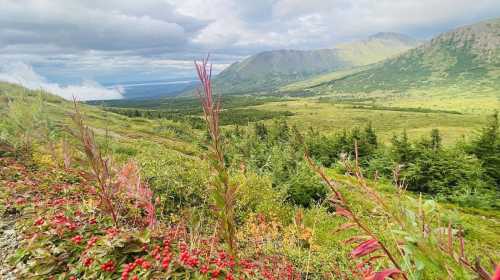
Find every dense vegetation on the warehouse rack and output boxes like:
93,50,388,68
0,72,499,280
220,114,499,210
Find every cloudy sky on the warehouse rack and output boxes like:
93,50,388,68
0,0,499,99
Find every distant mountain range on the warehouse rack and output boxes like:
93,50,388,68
285,18,500,97
211,32,420,94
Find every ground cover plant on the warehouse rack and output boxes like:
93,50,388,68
0,55,499,280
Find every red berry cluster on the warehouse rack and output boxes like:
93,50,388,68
83,257,93,267
34,217,45,226
71,235,83,244
100,260,115,272
179,243,200,267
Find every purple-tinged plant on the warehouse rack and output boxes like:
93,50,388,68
115,161,157,228
194,56,238,256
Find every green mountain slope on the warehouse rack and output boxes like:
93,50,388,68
301,18,500,111
212,33,419,94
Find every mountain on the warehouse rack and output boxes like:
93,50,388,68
335,32,419,65
212,33,419,94
304,18,500,96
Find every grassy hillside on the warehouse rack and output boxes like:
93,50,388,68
335,32,420,66
1,82,499,279
287,18,500,113
212,33,418,94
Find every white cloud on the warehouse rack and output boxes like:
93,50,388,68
0,0,499,83
0,62,123,101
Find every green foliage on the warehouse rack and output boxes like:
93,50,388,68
384,127,498,208
286,162,327,208
404,148,488,195
101,102,293,127
1,82,499,279
306,124,378,167
0,93,46,155
467,111,500,189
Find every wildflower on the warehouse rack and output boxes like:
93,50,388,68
53,213,69,225
66,222,78,231
180,250,199,267
211,269,221,278
240,259,256,272
71,235,83,244
151,245,161,259
134,258,144,265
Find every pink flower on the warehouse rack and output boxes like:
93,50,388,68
493,265,500,280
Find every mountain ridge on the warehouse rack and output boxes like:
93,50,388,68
291,18,500,98
211,32,419,94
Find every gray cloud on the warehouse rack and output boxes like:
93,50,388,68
0,0,499,94
0,0,207,51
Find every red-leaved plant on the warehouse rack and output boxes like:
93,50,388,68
71,100,156,228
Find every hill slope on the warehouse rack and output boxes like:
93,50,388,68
213,33,419,94
299,18,500,111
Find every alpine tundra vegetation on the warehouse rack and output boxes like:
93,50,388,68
0,1,500,280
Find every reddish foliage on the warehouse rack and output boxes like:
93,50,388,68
351,239,381,258
0,157,301,279
367,268,402,280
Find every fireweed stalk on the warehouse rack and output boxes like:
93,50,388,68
71,99,119,227
301,139,406,279
71,100,157,229
304,138,498,279
194,56,238,256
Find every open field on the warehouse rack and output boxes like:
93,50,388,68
248,98,488,145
